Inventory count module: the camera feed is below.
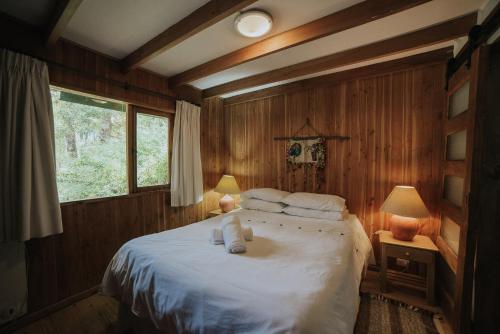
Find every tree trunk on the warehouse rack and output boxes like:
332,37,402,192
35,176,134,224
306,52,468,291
65,130,77,158
99,113,112,142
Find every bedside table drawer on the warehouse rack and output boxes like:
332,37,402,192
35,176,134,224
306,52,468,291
384,244,433,263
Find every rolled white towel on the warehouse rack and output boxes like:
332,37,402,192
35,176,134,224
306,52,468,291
221,216,246,253
210,226,253,245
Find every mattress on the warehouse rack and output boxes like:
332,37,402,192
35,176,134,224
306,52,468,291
102,209,373,333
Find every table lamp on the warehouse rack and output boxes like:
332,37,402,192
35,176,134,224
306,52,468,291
380,185,430,241
214,175,240,212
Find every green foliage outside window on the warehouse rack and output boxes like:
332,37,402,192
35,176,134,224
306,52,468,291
52,89,127,202
136,113,169,188
52,88,171,202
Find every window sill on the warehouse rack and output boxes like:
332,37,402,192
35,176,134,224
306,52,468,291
60,187,170,207
134,184,170,193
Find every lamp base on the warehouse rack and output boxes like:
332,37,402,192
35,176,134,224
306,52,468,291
390,215,420,241
219,194,235,213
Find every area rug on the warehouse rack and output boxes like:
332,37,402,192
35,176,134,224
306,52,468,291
355,293,440,334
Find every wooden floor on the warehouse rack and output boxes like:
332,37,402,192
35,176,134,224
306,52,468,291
8,271,453,334
12,294,120,334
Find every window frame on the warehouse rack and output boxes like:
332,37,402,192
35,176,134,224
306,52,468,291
51,86,174,204
51,86,130,204
127,105,174,193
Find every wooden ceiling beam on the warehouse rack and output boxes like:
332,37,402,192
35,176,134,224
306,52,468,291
203,13,477,97
46,0,83,45
169,0,431,87
223,47,453,106
121,0,257,71
173,85,203,106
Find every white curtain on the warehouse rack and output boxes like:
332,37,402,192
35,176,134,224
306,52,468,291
0,49,63,241
170,100,203,207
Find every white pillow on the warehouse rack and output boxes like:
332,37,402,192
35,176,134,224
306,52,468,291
240,188,290,203
283,206,348,221
282,192,346,211
240,198,285,213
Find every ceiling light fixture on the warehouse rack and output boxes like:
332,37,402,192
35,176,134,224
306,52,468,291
234,10,273,38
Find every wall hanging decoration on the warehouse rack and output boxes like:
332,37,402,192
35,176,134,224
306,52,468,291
274,118,349,192
287,137,326,167
287,137,326,192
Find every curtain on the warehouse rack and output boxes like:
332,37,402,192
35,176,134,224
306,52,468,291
170,100,203,207
0,49,63,242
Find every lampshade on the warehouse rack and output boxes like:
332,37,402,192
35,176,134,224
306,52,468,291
214,175,240,194
380,186,429,218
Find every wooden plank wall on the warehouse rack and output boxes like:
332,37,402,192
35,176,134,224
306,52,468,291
46,39,175,112
26,191,167,311
224,63,445,246
25,97,224,312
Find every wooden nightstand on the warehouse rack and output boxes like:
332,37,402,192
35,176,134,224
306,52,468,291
378,230,438,305
207,209,224,218
207,207,240,218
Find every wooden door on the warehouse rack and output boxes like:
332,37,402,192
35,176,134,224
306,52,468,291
437,46,488,334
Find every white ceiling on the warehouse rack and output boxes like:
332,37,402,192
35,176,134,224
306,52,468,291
61,0,364,74
191,0,482,89
221,41,455,98
63,0,211,58
141,0,364,76
0,0,489,96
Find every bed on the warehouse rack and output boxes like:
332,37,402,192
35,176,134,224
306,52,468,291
102,209,373,333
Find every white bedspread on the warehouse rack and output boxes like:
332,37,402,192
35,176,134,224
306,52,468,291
102,210,373,334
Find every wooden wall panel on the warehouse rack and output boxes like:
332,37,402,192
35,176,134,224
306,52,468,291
25,97,225,312
224,63,445,245
26,192,167,311
46,39,174,112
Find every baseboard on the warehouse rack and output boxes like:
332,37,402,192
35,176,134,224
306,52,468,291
0,285,99,334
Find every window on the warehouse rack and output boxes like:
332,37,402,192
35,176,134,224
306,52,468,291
52,88,127,202
51,88,172,202
135,111,170,188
